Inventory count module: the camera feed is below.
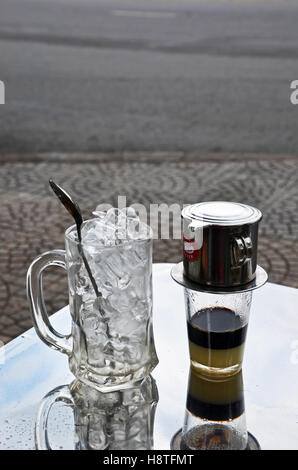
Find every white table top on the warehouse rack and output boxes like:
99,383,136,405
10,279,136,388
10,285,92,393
1,263,298,450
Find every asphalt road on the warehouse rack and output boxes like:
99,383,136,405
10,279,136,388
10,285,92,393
0,0,298,154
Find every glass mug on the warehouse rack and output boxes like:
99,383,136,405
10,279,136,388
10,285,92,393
35,375,158,450
184,288,252,377
26,223,158,391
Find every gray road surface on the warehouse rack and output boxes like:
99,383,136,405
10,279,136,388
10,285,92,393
0,0,298,154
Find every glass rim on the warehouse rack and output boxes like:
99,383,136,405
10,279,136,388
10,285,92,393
65,220,153,248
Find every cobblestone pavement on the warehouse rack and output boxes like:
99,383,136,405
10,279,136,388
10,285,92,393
0,152,298,343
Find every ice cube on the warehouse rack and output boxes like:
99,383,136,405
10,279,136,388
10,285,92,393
131,299,149,322
88,426,108,451
121,207,138,219
134,221,152,240
108,307,141,337
117,273,131,290
83,206,151,248
82,219,116,248
82,313,107,340
122,387,147,407
124,340,145,365
120,243,143,268
107,288,135,314
92,209,107,219
105,208,121,226
126,218,140,240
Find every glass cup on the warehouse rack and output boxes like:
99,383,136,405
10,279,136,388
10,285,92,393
184,288,252,377
26,222,158,391
181,367,247,450
35,375,158,450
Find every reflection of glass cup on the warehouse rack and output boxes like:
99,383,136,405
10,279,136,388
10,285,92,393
184,289,252,377
181,368,247,450
26,222,158,391
35,375,158,450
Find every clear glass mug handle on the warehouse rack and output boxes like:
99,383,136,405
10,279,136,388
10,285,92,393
26,250,72,355
35,385,74,450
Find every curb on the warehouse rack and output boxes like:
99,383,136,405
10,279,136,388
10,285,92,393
0,152,298,165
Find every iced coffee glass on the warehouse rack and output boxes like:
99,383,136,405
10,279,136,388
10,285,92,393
184,288,252,377
27,209,158,391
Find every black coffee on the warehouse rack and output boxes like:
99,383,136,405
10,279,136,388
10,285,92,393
188,307,247,350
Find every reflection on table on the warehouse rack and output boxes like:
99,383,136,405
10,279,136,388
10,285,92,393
35,375,158,450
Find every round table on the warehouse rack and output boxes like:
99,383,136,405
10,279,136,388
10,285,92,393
0,264,298,450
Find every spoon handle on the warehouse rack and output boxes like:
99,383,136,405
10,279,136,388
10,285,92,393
49,180,101,298
78,244,101,297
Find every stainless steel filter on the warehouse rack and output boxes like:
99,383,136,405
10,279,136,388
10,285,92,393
181,201,262,288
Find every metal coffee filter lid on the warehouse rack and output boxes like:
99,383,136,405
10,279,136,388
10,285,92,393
182,201,262,226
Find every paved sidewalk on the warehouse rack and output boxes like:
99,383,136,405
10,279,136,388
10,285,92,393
0,152,297,343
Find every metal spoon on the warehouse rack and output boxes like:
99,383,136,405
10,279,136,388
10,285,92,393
49,179,101,298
